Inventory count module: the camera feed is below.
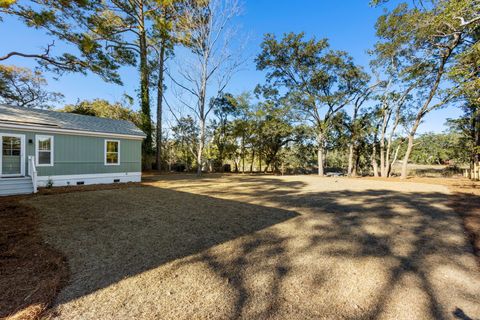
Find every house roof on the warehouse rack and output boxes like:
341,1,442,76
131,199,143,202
0,104,146,139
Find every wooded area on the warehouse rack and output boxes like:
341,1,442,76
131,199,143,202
1,0,479,178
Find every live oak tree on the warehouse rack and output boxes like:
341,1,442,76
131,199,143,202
449,20,480,168
254,86,304,173
210,92,238,169
256,32,369,175
230,93,255,173
171,115,199,171
0,65,63,108
374,0,480,178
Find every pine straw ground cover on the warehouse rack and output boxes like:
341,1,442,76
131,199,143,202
14,175,480,319
1,175,479,320
0,197,68,320
0,183,139,320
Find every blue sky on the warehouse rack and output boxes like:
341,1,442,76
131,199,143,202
1,0,459,133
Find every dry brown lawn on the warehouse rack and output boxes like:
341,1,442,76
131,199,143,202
5,174,480,319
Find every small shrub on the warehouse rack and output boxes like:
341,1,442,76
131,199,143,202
45,178,54,189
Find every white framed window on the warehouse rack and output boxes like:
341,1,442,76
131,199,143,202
105,140,120,165
35,135,54,166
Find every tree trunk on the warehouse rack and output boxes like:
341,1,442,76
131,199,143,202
388,145,401,177
317,133,325,176
475,108,480,165
371,143,379,177
401,134,414,179
155,41,166,172
197,118,205,176
347,144,354,176
400,40,458,179
250,149,255,173
353,151,360,177
138,1,152,159
258,153,262,173
380,139,386,178
241,134,245,173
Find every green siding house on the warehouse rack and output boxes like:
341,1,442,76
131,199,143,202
0,104,145,196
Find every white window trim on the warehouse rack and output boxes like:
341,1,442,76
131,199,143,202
104,139,120,166
35,135,54,167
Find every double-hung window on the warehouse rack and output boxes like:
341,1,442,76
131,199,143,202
36,135,54,166
105,140,120,165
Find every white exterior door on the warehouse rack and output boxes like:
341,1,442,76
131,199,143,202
0,134,26,177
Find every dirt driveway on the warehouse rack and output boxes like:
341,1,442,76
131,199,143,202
24,175,480,319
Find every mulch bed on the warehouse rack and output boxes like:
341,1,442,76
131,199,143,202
0,197,69,320
0,182,142,319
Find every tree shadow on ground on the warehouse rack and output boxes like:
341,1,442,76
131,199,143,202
17,175,480,319
146,175,480,319
22,185,299,318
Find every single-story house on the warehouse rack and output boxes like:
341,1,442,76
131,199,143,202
0,104,145,196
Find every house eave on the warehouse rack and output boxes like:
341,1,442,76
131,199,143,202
0,123,146,140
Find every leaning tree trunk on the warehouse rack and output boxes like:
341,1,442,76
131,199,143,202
401,134,415,179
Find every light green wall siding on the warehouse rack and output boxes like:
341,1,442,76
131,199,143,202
0,129,142,176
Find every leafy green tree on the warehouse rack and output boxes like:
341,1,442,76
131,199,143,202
396,132,466,165
345,83,378,176
254,86,305,173
447,104,480,165
210,92,238,169
1,0,192,160
448,20,480,167
0,65,63,108
171,115,199,171
0,0,130,83
60,99,142,127
230,93,256,172
374,0,480,178
256,32,369,175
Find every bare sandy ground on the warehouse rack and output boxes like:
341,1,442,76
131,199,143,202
25,175,480,320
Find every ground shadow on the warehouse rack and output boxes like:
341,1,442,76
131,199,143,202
22,185,298,317
13,175,480,319
144,175,480,319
